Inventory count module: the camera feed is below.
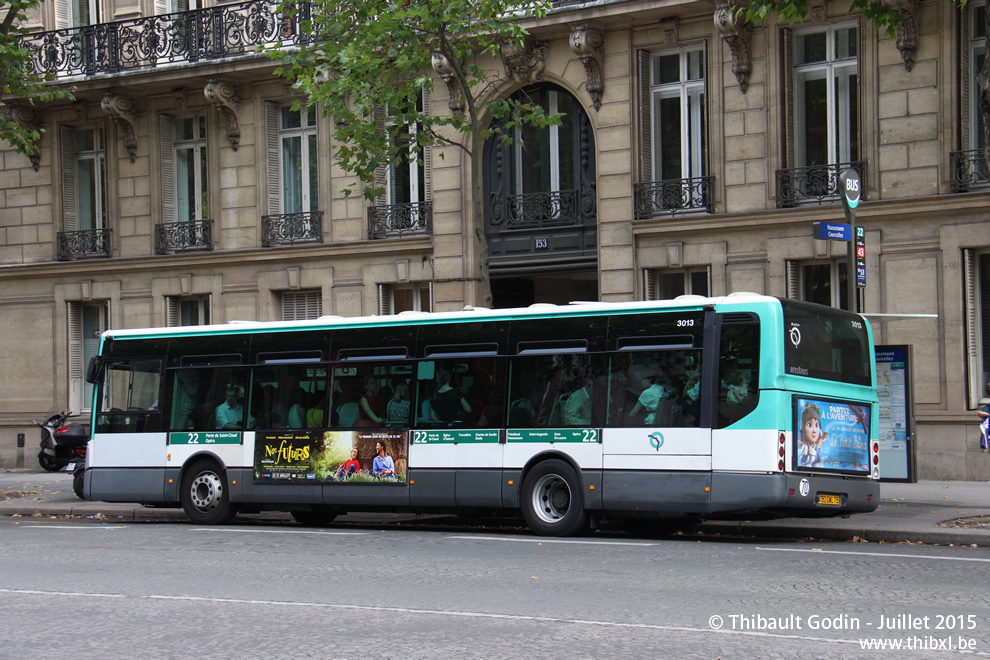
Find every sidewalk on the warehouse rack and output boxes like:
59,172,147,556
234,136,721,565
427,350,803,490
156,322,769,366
2,468,988,545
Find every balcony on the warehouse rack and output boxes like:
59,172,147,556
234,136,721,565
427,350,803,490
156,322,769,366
368,201,432,239
155,219,213,254
57,228,112,260
261,211,322,247
490,189,592,229
775,162,866,208
634,176,715,219
950,149,990,193
20,0,311,80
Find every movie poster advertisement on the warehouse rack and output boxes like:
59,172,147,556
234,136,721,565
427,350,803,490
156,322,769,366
793,397,871,474
254,429,407,483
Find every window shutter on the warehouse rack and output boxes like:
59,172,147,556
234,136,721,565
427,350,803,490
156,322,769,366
282,290,322,320
265,101,282,215
160,114,176,223
166,296,179,327
61,125,77,232
67,301,82,410
378,284,393,315
964,249,981,408
644,269,657,301
786,261,800,299
421,89,432,202
374,105,388,205
962,8,972,149
55,0,70,29
782,28,795,169
155,0,169,15
638,50,652,182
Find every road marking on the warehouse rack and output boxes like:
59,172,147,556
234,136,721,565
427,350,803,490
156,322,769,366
23,525,128,530
446,535,660,546
191,528,369,536
758,547,990,562
7,587,985,653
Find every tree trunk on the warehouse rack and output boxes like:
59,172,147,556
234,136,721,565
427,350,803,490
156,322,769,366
470,121,493,308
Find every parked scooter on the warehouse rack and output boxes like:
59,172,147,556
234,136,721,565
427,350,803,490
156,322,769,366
33,409,89,474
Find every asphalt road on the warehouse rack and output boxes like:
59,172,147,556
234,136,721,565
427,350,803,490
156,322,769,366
3,515,990,659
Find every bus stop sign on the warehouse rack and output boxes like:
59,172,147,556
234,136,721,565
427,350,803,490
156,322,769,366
840,169,861,214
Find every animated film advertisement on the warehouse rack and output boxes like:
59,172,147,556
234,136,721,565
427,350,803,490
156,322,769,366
254,429,407,483
794,397,871,473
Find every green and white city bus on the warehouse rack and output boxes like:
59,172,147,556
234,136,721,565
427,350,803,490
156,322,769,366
81,294,879,536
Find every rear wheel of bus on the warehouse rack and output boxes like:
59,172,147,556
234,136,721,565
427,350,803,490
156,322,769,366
181,459,237,525
521,459,588,537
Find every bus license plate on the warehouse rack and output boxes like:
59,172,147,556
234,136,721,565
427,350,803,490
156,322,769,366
818,493,841,506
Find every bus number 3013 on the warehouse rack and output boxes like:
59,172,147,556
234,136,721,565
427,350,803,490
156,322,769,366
677,319,695,327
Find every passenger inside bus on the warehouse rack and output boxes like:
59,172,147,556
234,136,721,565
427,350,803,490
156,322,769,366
215,385,248,430
430,366,471,425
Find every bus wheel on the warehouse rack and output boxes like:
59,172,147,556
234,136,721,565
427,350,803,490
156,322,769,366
521,459,588,537
181,459,236,525
291,508,338,527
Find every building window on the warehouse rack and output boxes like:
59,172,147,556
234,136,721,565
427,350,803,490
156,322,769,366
282,290,322,321
161,113,208,224
377,92,430,207
965,250,990,407
792,23,859,168
648,46,706,182
267,103,318,215
968,2,987,153
787,261,848,309
166,296,211,326
68,301,108,412
644,268,710,300
379,283,433,315
61,125,107,234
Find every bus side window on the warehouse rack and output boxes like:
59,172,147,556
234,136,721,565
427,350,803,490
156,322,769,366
717,324,759,428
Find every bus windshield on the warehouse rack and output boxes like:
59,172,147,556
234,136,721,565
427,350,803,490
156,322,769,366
780,299,871,387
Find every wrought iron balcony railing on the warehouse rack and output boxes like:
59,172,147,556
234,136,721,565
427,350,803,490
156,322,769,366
489,189,591,228
155,219,213,254
261,211,322,246
634,176,715,219
368,201,433,240
57,228,112,260
950,149,990,192
20,0,312,79
775,162,867,208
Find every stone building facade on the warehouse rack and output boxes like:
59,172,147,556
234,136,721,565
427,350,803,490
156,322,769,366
0,0,988,479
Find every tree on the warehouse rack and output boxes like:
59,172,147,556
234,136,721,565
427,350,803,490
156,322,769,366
740,1,987,157
0,0,74,158
269,0,557,308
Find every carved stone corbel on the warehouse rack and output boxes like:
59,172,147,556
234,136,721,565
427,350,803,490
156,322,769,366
3,105,42,170
570,25,605,111
204,79,241,151
882,0,918,71
808,0,826,23
714,3,752,94
100,93,138,162
661,17,680,46
502,39,549,85
431,52,465,113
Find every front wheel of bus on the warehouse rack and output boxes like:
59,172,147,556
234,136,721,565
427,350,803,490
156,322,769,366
521,459,588,537
181,460,236,525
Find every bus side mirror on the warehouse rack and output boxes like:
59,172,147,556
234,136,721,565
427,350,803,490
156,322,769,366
85,356,104,385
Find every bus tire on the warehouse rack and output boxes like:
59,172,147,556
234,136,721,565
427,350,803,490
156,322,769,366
181,459,236,525
521,459,588,537
291,508,338,527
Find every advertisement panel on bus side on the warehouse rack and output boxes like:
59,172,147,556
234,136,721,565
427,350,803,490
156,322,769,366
254,429,407,484
793,396,871,474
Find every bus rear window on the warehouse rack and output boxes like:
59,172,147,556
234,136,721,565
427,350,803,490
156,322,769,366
781,300,871,386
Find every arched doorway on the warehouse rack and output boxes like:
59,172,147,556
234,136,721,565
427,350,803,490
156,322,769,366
483,83,597,308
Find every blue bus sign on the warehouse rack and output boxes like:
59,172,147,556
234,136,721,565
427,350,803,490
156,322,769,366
813,222,852,241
